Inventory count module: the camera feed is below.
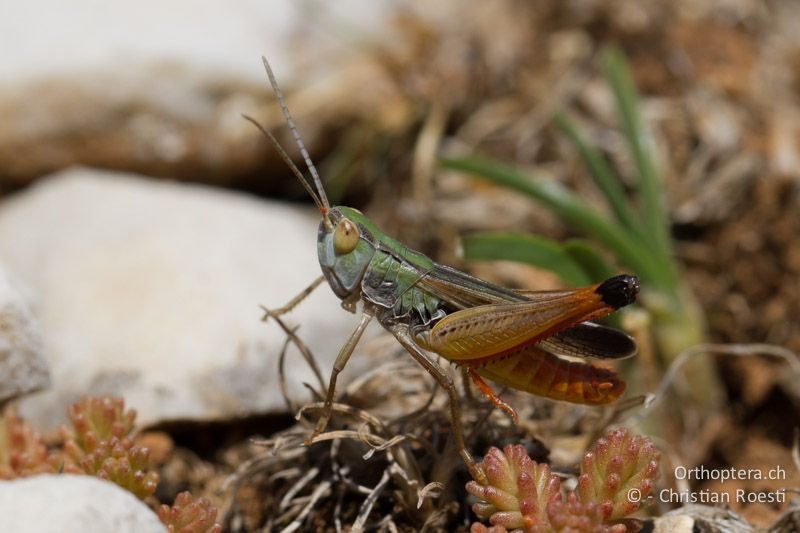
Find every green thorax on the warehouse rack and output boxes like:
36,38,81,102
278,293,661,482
323,207,441,322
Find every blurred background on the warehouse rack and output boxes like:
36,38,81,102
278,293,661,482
2,0,799,530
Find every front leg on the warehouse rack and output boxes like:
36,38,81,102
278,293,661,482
262,275,325,321
305,308,374,444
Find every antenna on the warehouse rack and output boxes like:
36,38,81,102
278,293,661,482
260,56,330,211
241,114,326,213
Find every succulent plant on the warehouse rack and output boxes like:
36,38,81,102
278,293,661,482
59,395,159,499
468,429,660,532
71,436,159,499
466,445,561,531
546,493,625,533
62,396,136,457
159,491,222,533
576,429,659,521
0,406,55,479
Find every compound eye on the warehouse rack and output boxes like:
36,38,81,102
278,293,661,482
333,218,359,254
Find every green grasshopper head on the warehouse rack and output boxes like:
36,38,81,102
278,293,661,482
317,207,376,301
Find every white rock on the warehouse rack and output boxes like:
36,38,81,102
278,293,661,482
0,168,366,428
0,475,165,533
652,515,695,533
0,264,49,402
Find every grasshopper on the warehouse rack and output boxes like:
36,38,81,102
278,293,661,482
249,57,639,481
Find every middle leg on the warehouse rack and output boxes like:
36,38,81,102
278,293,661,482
389,324,486,483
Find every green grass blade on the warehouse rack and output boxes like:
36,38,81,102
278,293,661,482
460,233,592,287
603,47,675,282
554,112,642,236
441,156,664,282
562,239,616,282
